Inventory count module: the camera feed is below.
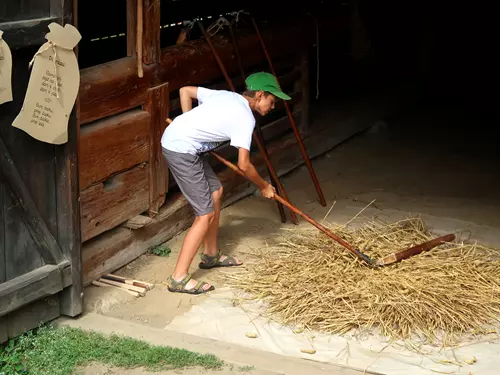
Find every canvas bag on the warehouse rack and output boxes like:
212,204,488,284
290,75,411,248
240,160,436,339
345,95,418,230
0,30,13,105
12,23,81,144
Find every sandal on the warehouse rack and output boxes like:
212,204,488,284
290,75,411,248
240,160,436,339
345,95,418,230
199,250,243,269
167,273,214,294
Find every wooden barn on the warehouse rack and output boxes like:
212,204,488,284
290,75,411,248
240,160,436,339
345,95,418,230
1,0,497,348
0,0,355,341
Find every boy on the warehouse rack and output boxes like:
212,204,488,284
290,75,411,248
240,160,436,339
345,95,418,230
161,72,291,294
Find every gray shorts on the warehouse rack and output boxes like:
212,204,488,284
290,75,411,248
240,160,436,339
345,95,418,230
163,148,222,216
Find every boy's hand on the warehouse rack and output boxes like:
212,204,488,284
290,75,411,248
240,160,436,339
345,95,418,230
260,183,276,199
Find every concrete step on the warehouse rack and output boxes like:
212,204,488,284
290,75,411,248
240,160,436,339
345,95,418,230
56,313,381,375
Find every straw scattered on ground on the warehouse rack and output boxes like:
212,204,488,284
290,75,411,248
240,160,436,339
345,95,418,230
224,217,500,347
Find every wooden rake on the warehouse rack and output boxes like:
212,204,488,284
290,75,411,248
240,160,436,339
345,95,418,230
210,150,456,267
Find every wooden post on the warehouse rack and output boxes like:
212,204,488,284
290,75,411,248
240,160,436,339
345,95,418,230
144,83,169,217
126,0,137,56
136,0,143,77
143,0,160,66
57,0,83,317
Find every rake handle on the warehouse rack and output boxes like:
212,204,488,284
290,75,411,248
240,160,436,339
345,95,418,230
210,151,369,262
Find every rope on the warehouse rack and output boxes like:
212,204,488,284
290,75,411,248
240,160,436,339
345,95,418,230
228,10,249,25
29,41,60,98
206,16,231,36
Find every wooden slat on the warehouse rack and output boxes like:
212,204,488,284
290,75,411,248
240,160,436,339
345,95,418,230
80,163,150,242
0,264,63,317
144,83,169,216
79,58,154,125
79,110,151,190
56,104,82,317
5,296,60,341
4,190,44,280
143,0,160,65
126,0,137,56
0,137,64,265
0,181,4,283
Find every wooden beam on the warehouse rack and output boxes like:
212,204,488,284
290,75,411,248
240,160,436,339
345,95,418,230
56,0,83,317
79,110,151,190
126,0,137,56
144,83,169,217
143,0,160,66
56,106,83,317
122,215,153,229
159,24,314,91
80,163,149,242
79,58,154,125
0,137,64,265
0,265,63,317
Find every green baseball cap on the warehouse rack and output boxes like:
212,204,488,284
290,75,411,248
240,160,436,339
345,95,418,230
245,72,291,100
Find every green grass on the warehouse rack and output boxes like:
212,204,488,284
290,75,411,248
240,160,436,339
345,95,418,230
0,325,223,375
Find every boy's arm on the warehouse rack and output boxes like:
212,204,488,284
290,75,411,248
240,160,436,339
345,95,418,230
179,86,198,113
237,147,275,199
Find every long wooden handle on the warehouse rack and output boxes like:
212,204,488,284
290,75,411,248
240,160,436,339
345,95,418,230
210,151,372,263
137,0,143,77
375,233,456,266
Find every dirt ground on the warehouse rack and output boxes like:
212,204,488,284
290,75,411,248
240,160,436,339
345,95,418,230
81,99,500,375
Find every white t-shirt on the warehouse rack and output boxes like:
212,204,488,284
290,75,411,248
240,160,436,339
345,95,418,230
161,87,255,155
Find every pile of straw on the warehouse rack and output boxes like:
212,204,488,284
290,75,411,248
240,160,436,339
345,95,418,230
225,217,500,347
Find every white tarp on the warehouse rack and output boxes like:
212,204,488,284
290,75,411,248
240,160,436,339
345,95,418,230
165,287,499,375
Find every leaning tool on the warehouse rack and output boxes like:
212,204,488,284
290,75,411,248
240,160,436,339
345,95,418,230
226,21,286,224
210,150,456,267
248,14,327,207
197,20,299,225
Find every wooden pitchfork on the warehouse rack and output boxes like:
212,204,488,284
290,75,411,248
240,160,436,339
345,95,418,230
210,150,456,267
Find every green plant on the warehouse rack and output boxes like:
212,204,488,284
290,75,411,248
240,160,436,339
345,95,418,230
151,245,171,257
0,339,28,375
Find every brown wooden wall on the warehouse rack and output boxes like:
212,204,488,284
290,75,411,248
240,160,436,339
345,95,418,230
77,9,315,247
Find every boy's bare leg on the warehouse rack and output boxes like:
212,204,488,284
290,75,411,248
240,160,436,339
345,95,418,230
172,212,214,291
203,187,242,264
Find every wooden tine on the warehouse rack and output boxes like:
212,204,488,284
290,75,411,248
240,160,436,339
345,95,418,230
92,280,140,297
103,273,154,290
98,278,147,296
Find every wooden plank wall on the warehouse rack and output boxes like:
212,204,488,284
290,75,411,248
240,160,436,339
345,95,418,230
78,11,315,246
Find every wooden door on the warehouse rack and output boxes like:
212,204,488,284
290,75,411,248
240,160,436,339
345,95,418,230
0,0,81,343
